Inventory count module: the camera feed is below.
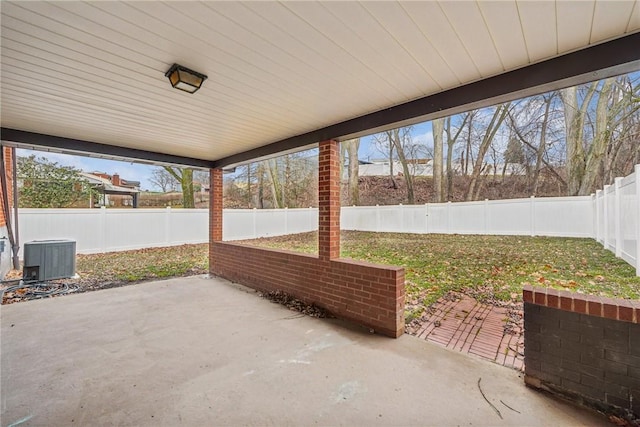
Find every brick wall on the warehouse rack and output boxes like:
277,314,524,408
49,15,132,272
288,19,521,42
210,242,405,337
523,285,640,421
208,140,405,338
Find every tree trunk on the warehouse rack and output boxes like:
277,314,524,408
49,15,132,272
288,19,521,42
246,165,252,208
390,129,415,204
386,132,398,189
345,138,360,205
561,83,597,195
164,166,195,208
466,104,510,201
578,78,615,195
444,114,468,201
257,165,265,209
181,169,194,208
265,159,283,208
531,94,553,195
432,118,445,202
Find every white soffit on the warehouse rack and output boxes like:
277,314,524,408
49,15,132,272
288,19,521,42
1,0,638,162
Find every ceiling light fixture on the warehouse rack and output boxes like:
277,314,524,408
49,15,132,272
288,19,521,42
165,63,208,94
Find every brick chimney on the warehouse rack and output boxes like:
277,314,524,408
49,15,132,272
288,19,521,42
112,173,121,186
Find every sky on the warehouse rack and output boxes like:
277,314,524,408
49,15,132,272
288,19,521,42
16,121,434,191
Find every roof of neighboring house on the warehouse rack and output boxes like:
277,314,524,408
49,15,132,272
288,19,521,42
120,179,140,188
80,172,140,194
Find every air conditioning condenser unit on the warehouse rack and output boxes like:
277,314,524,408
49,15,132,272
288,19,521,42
23,240,76,282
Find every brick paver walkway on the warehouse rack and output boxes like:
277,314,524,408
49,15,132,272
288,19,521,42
414,294,524,371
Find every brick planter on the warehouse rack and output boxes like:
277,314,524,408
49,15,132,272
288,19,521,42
523,285,640,421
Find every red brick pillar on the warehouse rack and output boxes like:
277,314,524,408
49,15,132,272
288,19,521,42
318,140,340,261
209,168,223,276
210,168,223,242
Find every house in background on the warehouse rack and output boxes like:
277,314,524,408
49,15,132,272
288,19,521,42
344,159,433,179
80,172,140,208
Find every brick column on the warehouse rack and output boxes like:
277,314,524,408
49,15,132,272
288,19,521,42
318,140,340,261
210,168,223,242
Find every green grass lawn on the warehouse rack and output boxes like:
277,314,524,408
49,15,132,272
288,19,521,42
238,231,640,306
7,232,637,310
74,245,208,285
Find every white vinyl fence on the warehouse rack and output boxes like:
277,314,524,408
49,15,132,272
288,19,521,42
340,196,594,238
17,207,317,257
594,165,640,275
16,165,639,275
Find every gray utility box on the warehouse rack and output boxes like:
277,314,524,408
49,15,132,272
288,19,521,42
23,240,76,282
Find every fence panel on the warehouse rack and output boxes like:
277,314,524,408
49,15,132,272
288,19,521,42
104,209,167,251
619,173,637,266
19,208,103,255
485,198,531,235
341,206,379,231
533,196,593,238
169,209,209,244
449,202,485,234
286,208,317,235
425,203,449,234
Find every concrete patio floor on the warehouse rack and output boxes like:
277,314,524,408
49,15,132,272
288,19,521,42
1,276,607,426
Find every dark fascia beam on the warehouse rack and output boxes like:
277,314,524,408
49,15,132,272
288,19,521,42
0,128,214,169
213,32,640,168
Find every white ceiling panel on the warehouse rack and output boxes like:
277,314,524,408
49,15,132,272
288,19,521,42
1,0,638,165
517,1,558,62
477,1,529,70
591,0,638,42
361,2,456,90
439,1,504,77
402,1,482,83
556,1,595,52
628,1,640,31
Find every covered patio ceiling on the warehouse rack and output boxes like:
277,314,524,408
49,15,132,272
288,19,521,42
1,1,639,168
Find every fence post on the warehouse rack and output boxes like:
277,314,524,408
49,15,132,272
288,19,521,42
284,207,288,235
252,208,257,239
376,204,381,232
100,206,107,252
447,201,451,234
530,196,535,237
399,204,404,232
424,203,429,234
603,185,610,251
165,207,171,244
614,177,623,257
484,199,489,234
635,164,640,276
594,191,600,242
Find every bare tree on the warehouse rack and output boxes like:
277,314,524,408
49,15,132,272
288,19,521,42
444,113,469,201
561,75,640,195
465,103,511,201
149,167,178,192
432,118,445,202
